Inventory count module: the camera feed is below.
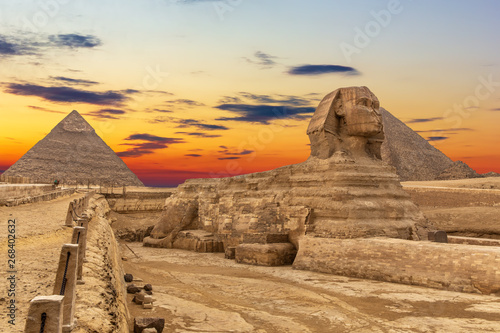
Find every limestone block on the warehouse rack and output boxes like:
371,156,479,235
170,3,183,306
134,317,165,333
24,295,64,333
235,243,297,266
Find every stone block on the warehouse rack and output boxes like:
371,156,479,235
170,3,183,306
235,243,297,266
134,317,165,333
24,295,64,333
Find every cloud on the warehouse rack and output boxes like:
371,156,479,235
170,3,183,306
5,83,132,106
85,109,127,120
185,154,202,157
175,131,221,138
28,105,66,114
117,133,185,158
215,104,315,124
217,146,254,160
50,76,99,86
490,108,500,111
407,117,443,124
218,157,240,160
427,136,449,142
0,36,33,56
415,128,473,133
288,64,360,76
150,116,230,131
244,51,278,69
165,99,205,108
48,34,101,48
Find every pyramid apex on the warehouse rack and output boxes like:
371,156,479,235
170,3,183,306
54,110,94,133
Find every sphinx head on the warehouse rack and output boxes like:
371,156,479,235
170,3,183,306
307,86,384,159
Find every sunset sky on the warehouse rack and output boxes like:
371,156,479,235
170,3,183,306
1,0,499,186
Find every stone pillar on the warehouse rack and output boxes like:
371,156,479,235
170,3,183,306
53,244,79,332
65,202,74,227
77,216,90,262
71,227,86,284
24,295,65,333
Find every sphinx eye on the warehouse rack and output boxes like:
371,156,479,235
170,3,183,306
357,98,371,106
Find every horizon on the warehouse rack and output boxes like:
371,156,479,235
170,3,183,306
1,0,499,187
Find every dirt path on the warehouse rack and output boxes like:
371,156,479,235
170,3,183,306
122,243,500,333
0,194,84,332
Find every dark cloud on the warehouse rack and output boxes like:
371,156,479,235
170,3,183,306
0,36,33,56
491,108,500,111
150,116,229,131
407,117,443,124
5,83,131,106
217,146,254,159
185,154,202,157
218,157,240,160
244,51,278,69
117,133,185,158
165,99,205,107
415,128,473,133
153,108,173,113
175,131,221,138
427,136,449,142
288,64,360,76
28,105,66,114
50,76,99,86
215,104,315,124
48,34,101,48
85,109,127,120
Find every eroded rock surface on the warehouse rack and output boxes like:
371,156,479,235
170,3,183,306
145,87,428,263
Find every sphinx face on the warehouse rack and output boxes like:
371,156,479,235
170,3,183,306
342,89,383,137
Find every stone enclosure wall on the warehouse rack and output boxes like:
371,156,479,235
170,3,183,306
293,237,500,295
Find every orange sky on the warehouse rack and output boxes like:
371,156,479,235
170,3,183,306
1,1,499,186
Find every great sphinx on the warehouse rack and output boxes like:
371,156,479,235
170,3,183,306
144,86,428,258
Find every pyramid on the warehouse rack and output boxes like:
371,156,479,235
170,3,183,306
3,110,144,186
380,108,456,181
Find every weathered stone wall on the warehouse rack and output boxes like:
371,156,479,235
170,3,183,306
0,184,56,203
293,237,500,295
73,195,130,332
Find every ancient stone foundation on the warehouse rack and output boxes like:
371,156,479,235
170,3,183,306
293,237,500,295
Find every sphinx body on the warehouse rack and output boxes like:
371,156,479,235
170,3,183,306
145,86,428,255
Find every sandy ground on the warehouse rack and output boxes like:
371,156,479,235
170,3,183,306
121,243,500,333
0,193,128,333
0,194,81,331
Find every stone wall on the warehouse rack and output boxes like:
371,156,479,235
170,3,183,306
0,184,55,202
73,195,130,332
293,237,500,295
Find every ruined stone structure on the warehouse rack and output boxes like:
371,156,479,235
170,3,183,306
145,86,428,255
144,87,500,294
3,110,143,186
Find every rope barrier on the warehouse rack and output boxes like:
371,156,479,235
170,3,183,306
59,252,71,296
39,312,47,333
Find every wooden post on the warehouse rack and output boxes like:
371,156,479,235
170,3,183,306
53,244,78,331
24,295,64,333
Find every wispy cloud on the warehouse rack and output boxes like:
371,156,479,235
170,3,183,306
149,116,230,131
217,146,254,160
164,98,205,108
5,83,134,106
0,35,34,56
85,109,127,120
407,117,443,124
427,136,449,142
28,105,66,114
490,108,500,111
244,51,278,69
288,64,360,76
48,34,101,48
50,76,99,86
117,133,185,158
175,131,221,138
185,154,202,157
415,128,473,133
215,104,315,124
